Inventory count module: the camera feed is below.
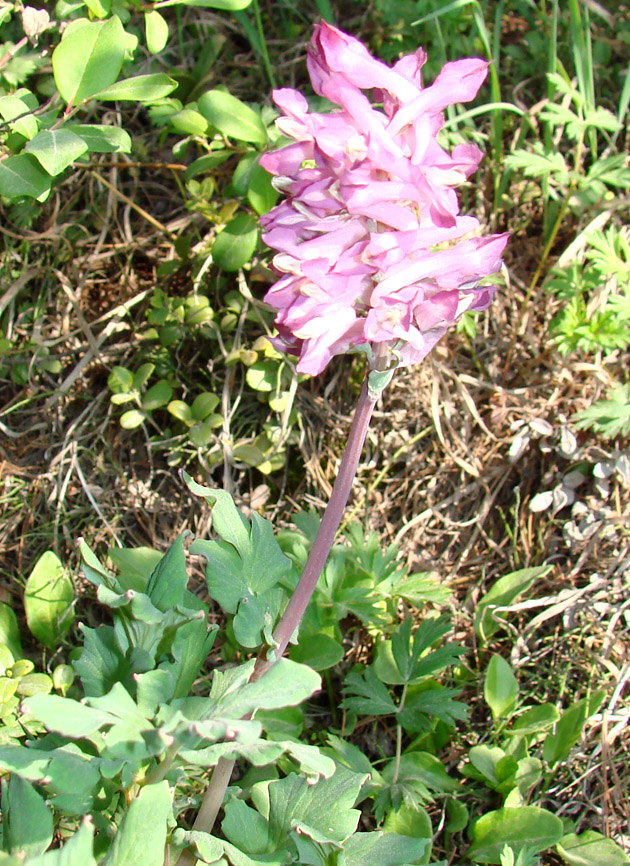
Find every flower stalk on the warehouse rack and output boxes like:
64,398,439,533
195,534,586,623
176,371,380,863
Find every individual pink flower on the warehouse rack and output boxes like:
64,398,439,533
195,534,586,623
259,21,508,377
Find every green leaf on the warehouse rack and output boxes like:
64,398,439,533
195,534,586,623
168,400,193,425
263,766,365,848
468,807,563,863
382,802,433,854
475,567,551,641
212,213,259,271
144,10,169,54
26,819,96,866
108,366,134,393
22,693,115,738
344,831,430,866
107,547,163,592
191,392,220,419
102,782,171,866
198,89,267,145
65,124,132,154
120,409,145,429
219,658,321,718
73,625,130,697
341,666,397,716
484,656,519,719
556,830,630,865
507,704,560,737
391,615,461,684
2,775,54,858
0,154,51,201
25,129,88,176
146,534,188,612
290,633,344,671
52,16,126,106
247,161,279,215
0,603,23,659
93,74,178,102
246,360,279,393
222,797,271,855
142,380,173,411
543,691,606,766
24,551,74,649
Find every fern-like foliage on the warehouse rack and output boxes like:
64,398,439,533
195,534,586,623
574,384,630,439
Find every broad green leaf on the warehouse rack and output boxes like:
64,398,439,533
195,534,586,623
2,775,54,858
25,129,88,176
52,16,125,105
222,797,271,855
382,802,433,858
0,154,51,200
484,655,519,719
188,422,216,447
344,831,430,866
382,751,459,794
246,360,278,393
468,745,506,786
557,830,630,865
0,603,23,659
543,691,606,766
142,380,173,411
26,819,96,866
73,625,130,697
218,658,321,718
290,633,344,671
22,693,115,738
165,618,217,699
24,551,74,649
102,782,171,866
468,806,564,863
145,533,188,612
108,365,134,393
198,89,267,145
120,409,145,429
93,74,178,102
107,547,163,592
191,392,220,419
247,160,278,214
65,124,132,153
169,108,209,136
263,766,365,848
445,797,469,833
144,10,168,54
507,703,560,737
168,400,193,425
212,213,259,271
84,0,111,15
475,566,551,640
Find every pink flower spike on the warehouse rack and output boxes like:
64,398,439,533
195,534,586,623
259,22,507,377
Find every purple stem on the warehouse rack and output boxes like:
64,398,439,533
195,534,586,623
175,375,378,863
252,376,377,679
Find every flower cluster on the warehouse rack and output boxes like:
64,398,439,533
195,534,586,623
259,22,508,377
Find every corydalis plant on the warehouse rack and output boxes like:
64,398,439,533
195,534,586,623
179,24,508,860
260,21,508,377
